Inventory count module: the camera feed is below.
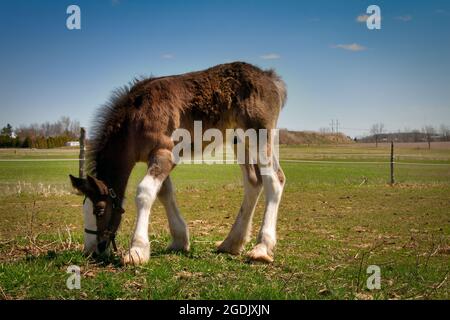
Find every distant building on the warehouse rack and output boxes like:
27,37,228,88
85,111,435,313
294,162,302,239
65,141,80,147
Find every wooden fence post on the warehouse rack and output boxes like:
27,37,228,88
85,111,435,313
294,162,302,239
390,141,395,185
79,127,86,178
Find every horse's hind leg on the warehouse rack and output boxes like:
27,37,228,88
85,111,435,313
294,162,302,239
158,176,190,252
122,148,174,265
247,151,285,263
217,164,263,255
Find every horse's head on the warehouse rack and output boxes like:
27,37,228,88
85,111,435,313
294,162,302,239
69,174,124,255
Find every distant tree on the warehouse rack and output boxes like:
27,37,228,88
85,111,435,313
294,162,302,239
370,123,385,147
411,129,421,143
319,127,331,134
0,124,17,148
47,137,54,148
12,116,81,148
60,116,71,135
440,124,450,141
69,120,80,138
422,125,436,149
1,124,13,137
0,135,11,147
22,136,32,148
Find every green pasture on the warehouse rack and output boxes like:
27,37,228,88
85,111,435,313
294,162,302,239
0,144,449,299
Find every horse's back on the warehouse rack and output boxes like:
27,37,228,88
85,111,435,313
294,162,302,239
126,62,286,152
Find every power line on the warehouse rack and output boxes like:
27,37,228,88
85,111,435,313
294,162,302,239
340,127,371,132
330,119,340,133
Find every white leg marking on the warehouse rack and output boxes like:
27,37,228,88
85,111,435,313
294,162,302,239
158,177,190,251
122,175,162,265
218,165,262,255
248,165,283,263
83,198,97,254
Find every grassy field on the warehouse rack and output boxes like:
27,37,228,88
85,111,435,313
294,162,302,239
0,143,449,300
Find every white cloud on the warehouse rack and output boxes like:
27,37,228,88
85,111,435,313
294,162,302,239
260,53,281,60
161,53,175,59
356,14,369,23
332,43,367,52
395,15,413,22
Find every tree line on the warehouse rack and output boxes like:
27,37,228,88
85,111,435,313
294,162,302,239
360,123,450,148
0,117,80,148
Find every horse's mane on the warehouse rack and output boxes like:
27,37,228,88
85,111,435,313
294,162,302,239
87,77,148,175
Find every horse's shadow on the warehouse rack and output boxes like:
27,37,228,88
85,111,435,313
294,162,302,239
18,238,211,269
21,248,122,268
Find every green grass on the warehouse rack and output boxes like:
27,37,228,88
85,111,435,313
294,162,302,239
0,145,449,299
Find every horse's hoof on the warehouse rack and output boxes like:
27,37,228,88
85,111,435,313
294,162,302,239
121,247,149,265
217,240,242,255
167,241,190,252
247,244,274,263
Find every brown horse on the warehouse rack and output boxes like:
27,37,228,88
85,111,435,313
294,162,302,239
69,62,286,264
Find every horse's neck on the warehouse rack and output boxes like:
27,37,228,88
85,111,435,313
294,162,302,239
95,149,135,200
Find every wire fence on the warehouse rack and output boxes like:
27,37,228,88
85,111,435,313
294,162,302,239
1,158,450,166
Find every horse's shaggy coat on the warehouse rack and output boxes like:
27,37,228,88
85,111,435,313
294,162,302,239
70,61,287,264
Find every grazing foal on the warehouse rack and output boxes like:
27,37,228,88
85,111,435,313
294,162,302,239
70,62,287,264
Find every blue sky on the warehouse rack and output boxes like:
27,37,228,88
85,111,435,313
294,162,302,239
0,0,449,137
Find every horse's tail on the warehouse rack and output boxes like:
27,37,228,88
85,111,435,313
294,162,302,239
265,69,287,109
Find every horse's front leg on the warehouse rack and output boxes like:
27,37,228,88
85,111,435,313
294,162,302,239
122,149,173,265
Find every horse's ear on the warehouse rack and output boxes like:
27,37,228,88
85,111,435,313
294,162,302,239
86,175,109,196
69,174,89,194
